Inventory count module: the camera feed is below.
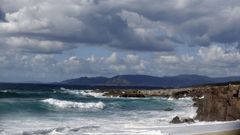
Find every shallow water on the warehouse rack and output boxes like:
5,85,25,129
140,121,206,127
0,86,239,135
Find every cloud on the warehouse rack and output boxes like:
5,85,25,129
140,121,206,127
0,37,75,53
2,0,240,54
198,44,240,65
1,45,240,82
1,0,240,81
0,9,5,22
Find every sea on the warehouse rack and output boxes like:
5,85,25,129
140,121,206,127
0,83,239,135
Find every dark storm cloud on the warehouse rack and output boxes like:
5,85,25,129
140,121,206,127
0,0,240,54
0,9,5,22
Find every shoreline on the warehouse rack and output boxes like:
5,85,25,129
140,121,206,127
196,128,240,135
1,84,240,135
100,83,240,122
160,120,240,135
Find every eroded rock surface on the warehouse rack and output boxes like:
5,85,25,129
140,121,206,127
100,83,240,121
195,84,240,121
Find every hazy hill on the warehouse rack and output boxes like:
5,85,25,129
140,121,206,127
61,74,240,88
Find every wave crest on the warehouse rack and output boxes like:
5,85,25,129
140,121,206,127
60,87,104,98
42,98,105,109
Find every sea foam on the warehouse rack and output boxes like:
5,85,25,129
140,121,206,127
42,98,105,109
60,87,104,98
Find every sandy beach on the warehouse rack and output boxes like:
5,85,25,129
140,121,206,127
196,128,240,135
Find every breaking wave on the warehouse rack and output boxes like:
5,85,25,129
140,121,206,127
41,98,105,110
60,87,105,98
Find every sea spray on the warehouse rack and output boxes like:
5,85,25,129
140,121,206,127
42,98,105,109
60,87,105,98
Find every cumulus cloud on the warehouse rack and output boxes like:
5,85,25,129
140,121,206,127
0,37,74,53
0,0,240,81
1,0,239,54
198,44,240,65
0,9,5,22
1,45,240,82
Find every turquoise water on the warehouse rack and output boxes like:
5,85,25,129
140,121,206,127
0,86,197,135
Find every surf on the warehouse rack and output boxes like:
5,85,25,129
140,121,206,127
41,98,106,110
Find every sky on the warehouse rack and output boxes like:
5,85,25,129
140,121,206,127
0,0,240,82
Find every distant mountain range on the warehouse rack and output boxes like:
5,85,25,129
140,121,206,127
61,74,240,88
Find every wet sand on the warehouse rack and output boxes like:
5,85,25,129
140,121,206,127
196,128,240,135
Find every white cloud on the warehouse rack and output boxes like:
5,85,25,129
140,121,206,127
0,0,240,81
198,44,240,64
1,37,73,53
105,52,118,64
154,53,194,64
1,0,240,54
126,54,139,64
0,44,240,82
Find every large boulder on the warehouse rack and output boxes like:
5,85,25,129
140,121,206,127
170,116,182,124
182,118,195,123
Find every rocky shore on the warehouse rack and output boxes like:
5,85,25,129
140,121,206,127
100,83,240,122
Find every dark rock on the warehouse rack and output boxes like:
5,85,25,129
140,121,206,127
119,90,145,97
182,118,195,123
170,116,183,124
170,116,195,124
120,93,145,97
172,91,189,99
103,90,145,97
164,108,173,111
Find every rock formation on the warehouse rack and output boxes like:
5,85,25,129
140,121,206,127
103,90,145,97
170,116,195,124
195,84,240,121
100,83,240,122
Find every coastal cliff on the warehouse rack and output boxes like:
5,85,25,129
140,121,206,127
158,84,240,121
168,84,240,121
101,83,240,122
194,84,240,121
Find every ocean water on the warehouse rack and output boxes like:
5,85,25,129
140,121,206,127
0,85,239,135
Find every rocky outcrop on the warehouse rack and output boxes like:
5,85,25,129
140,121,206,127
170,116,195,124
103,90,145,97
100,83,240,122
102,90,123,97
195,84,240,121
120,92,145,97
170,116,182,124
143,84,240,121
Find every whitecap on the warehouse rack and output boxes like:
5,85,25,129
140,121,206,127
167,97,174,101
41,98,105,109
177,97,193,100
60,88,105,98
79,90,104,98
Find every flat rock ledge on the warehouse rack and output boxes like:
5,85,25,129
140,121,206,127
103,90,145,97
147,84,240,121
100,83,240,122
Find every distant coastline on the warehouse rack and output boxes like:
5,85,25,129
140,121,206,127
60,74,240,88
